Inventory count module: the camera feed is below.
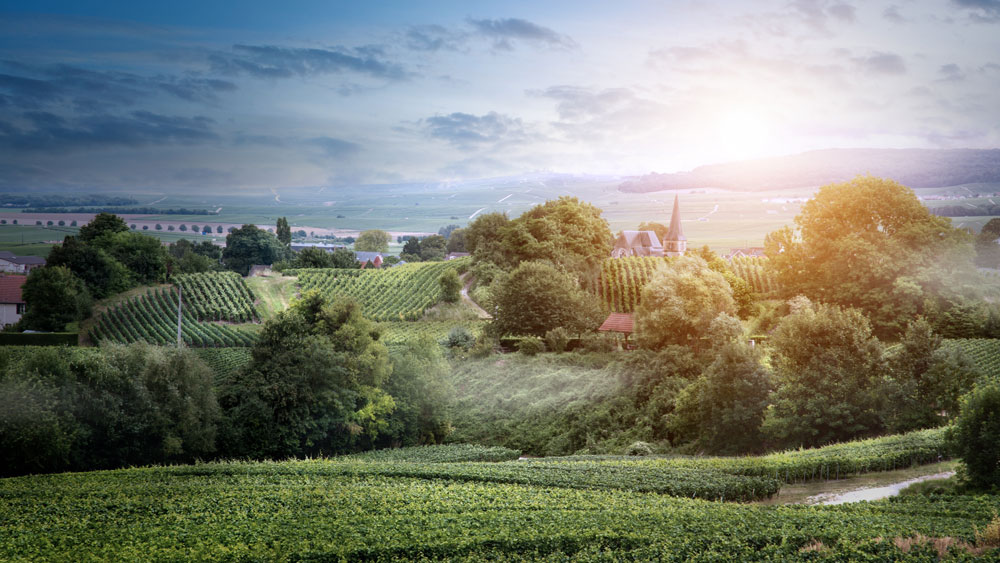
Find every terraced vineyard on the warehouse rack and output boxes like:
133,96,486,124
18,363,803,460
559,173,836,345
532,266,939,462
379,320,487,347
730,255,779,295
290,260,467,321
90,288,256,347
598,257,665,312
173,272,259,322
944,338,1000,380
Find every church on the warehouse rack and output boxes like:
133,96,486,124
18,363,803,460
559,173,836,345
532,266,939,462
610,194,687,258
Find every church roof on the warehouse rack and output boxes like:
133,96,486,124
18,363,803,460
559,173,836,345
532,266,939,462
618,230,662,248
665,194,686,242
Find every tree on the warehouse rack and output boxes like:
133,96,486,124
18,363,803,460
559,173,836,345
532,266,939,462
103,231,168,285
216,225,223,234
401,237,422,260
637,221,669,243
419,234,447,261
378,335,453,447
439,269,461,303
765,175,976,336
46,236,133,298
762,301,886,448
438,224,461,238
490,261,603,337
634,256,736,349
218,293,393,458
276,217,292,246
446,228,467,253
222,224,288,276
295,247,334,268
466,212,511,267
947,381,1000,490
330,248,359,269
78,212,128,243
179,224,187,232
974,217,1000,268
667,341,772,454
18,266,92,331
355,229,390,252
202,225,212,235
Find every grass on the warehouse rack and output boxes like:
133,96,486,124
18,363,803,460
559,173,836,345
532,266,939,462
244,274,298,320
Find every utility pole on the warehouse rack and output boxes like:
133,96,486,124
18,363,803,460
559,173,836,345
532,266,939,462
177,286,183,347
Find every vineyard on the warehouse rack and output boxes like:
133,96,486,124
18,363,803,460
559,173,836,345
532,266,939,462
1,449,996,560
729,255,780,295
379,320,487,347
290,259,467,321
598,257,665,312
193,347,253,381
943,338,1000,380
90,288,256,347
173,272,259,322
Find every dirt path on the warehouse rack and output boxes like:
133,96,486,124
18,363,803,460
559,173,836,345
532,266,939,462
460,274,491,319
757,461,957,505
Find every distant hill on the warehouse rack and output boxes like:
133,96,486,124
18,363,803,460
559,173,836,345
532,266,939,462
619,148,1000,193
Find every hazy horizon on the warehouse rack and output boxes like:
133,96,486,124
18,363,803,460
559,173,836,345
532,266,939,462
2,0,1000,192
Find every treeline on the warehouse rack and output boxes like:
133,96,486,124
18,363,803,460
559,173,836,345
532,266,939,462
931,203,1000,217
0,194,138,207
22,207,218,215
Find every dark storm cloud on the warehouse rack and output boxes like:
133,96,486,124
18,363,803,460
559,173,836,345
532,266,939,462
210,44,410,80
309,136,362,158
951,0,1000,21
0,110,217,152
422,112,527,148
854,52,907,75
466,18,576,50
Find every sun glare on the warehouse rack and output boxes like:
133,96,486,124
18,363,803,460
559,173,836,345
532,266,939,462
713,109,775,161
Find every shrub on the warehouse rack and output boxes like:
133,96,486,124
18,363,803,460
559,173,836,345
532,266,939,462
445,327,476,350
545,327,571,353
518,337,546,356
947,381,1000,490
469,335,497,358
625,441,653,456
580,332,617,353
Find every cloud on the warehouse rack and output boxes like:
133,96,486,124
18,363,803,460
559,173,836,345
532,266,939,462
951,0,1000,21
157,77,237,103
210,44,409,80
827,3,857,23
309,136,362,158
882,5,908,23
421,111,528,148
405,25,467,52
530,86,636,121
0,110,217,152
466,18,576,50
938,63,966,82
854,52,907,75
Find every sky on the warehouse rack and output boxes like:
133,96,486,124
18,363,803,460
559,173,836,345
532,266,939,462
1,0,999,192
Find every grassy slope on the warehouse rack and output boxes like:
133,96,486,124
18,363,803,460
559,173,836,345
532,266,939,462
244,273,298,320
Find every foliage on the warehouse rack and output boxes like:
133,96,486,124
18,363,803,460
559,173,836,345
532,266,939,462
77,212,129,242
222,224,288,276
763,301,886,448
668,342,772,454
346,443,520,463
730,256,779,294
173,271,259,322
355,229,391,252
490,261,603,337
598,256,664,312
517,336,546,356
625,441,653,456
419,234,447,261
276,216,291,246
438,268,461,303
974,217,1000,268
765,175,977,336
46,235,133,298
18,265,91,331
0,343,219,477
90,287,256,348
443,325,477,350
634,256,736,349
545,326,572,353
943,338,1000,380
293,260,466,321
446,227,467,253
218,292,393,459
947,380,1000,490
378,335,453,447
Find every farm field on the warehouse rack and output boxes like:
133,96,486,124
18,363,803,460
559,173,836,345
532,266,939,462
1,442,997,561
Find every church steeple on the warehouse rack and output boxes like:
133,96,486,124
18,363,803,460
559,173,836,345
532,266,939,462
664,194,687,256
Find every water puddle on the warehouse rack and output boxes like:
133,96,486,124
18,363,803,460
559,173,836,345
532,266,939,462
807,471,955,505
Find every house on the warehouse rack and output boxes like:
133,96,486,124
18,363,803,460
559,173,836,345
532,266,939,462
611,195,687,258
0,274,27,328
726,247,766,260
354,251,387,268
0,251,46,274
290,243,347,253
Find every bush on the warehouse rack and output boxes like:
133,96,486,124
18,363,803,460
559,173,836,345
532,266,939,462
517,337,545,356
469,335,497,358
545,327,571,353
580,332,617,353
444,327,476,350
625,441,653,456
947,381,1000,490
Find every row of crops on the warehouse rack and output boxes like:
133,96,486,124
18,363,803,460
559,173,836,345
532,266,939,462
193,347,253,381
90,288,256,348
379,320,487,347
944,338,1000,380
598,256,665,312
291,260,467,321
2,457,995,560
173,271,259,323
729,255,780,294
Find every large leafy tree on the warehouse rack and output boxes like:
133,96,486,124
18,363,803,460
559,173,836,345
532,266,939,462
763,301,886,448
634,256,736,350
222,224,288,275
765,175,976,336
490,261,603,337
78,212,129,243
947,381,1000,490
355,229,391,252
46,236,133,298
275,217,292,246
419,234,447,261
18,266,92,331
219,292,393,458
378,335,453,447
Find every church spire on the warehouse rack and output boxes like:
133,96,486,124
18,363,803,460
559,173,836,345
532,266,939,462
665,194,687,255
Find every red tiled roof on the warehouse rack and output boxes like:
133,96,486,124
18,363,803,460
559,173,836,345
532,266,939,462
0,275,26,304
599,312,634,333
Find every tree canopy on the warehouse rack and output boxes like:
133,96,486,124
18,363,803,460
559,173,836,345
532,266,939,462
490,261,603,337
222,224,288,275
18,266,92,331
276,217,292,246
765,175,977,336
355,229,390,253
